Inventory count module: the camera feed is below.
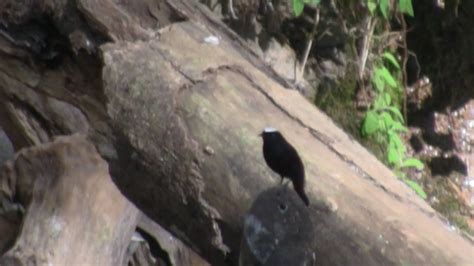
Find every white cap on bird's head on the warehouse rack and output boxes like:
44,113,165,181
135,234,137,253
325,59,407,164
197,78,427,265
259,127,278,136
263,127,278,133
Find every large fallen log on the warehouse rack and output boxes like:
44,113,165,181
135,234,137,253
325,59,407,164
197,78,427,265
0,0,472,265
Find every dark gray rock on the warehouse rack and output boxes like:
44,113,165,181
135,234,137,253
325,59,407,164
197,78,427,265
240,186,315,266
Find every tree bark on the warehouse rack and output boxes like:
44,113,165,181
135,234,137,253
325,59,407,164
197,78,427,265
0,0,472,265
0,134,140,265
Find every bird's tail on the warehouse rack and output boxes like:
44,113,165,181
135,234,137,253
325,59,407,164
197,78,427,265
295,187,310,206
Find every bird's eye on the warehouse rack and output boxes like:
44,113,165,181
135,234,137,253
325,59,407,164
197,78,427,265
279,203,288,212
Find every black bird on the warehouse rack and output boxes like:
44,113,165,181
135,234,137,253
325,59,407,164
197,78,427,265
260,127,309,206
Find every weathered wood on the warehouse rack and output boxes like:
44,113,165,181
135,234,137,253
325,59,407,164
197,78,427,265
0,135,140,265
0,0,472,265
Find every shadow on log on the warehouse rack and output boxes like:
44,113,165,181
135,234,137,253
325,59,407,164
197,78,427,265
135,214,210,266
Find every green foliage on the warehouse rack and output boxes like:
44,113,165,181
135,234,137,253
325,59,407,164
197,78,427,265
379,0,390,19
362,111,379,135
403,178,427,199
398,0,414,16
367,0,377,15
292,0,305,16
361,51,426,199
294,0,423,198
382,52,400,69
365,0,414,18
292,0,321,16
401,158,424,170
361,0,423,198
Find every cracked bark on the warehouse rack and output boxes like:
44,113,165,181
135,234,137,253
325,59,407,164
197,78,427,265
0,0,473,265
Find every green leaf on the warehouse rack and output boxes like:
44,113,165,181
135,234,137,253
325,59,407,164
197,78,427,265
387,145,401,165
373,77,385,92
382,52,400,69
379,0,390,19
379,66,397,88
293,0,305,16
373,96,383,109
387,135,406,165
388,132,406,153
362,111,380,136
387,106,404,122
382,112,395,129
367,1,377,16
390,121,409,133
372,70,385,92
404,179,427,199
373,93,391,110
384,92,392,105
367,0,377,15
399,0,414,17
373,94,389,110
401,158,424,170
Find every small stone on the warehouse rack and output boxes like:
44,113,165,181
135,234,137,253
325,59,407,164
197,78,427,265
204,146,215,155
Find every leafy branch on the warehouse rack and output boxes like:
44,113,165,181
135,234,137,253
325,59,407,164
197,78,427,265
361,0,426,199
290,0,425,198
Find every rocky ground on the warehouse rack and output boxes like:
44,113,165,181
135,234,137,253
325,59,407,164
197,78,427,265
408,99,474,235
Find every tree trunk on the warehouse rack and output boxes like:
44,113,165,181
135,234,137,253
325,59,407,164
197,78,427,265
0,0,472,265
